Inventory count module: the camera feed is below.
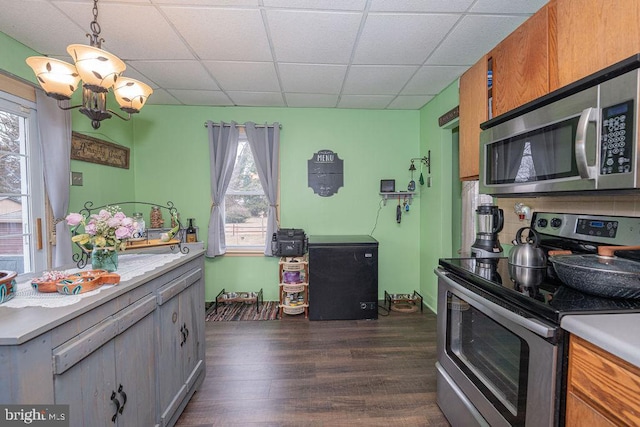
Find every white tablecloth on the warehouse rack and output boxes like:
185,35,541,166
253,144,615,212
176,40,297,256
4,253,186,308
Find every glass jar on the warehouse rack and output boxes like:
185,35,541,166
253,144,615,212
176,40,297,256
150,206,164,228
132,212,145,238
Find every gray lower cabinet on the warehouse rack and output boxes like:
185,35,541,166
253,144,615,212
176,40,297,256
157,268,205,426
0,251,205,427
53,294,157,427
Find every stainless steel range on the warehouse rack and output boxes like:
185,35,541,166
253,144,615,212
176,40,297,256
435,212,640,427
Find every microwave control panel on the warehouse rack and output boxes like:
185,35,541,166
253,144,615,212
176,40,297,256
600,100,634,175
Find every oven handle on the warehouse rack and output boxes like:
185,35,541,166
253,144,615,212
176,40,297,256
575,107,598,179
436,269,557,339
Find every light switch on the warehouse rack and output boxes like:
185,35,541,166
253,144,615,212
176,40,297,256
71,171,83,186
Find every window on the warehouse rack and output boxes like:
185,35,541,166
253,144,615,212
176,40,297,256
224,130,269,250
0,91,46,274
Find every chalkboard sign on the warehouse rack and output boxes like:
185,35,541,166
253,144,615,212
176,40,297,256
308,150,343,197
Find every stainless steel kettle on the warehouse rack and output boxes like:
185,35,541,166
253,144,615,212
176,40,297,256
509,227,547,268
508,227,547,288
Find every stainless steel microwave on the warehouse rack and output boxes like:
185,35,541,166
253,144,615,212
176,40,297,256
479,55,640,196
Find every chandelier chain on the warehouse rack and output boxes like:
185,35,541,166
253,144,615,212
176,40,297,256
87,0,104,48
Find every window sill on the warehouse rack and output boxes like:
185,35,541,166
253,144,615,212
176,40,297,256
225,249,265,257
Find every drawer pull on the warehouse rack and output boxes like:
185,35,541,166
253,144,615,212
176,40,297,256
118,384,127,414
110,390,121,422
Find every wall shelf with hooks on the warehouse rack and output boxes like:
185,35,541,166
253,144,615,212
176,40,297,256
379,192,416,206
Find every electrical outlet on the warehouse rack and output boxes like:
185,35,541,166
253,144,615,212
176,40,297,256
71,171,83,186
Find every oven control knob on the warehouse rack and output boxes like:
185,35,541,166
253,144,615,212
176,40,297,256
550,218,562,228
537,218,548,228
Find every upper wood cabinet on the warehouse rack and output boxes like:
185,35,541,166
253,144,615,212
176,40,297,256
459,55,487,180
556,0,640,86
489,2,558,117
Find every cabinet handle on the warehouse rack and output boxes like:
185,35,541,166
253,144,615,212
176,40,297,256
118,384,127,414
110,391,121,423
180,325,186,347
183,322,189,339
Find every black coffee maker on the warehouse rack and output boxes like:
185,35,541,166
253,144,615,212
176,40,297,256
471,204,504,258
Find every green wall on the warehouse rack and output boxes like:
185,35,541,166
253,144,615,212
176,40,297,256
2,31,461,309
133,105,421,301
418,81,460,312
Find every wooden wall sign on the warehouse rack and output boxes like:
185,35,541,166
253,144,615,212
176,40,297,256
71,132,130,169
308,149,343,197
438,105,459,127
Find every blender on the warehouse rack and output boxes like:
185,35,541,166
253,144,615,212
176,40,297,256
471,203,504,258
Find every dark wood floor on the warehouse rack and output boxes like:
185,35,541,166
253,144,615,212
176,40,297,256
175,307,450,427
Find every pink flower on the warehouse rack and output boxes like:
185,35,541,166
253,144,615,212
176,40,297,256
121,217,134,227
115,226,132,240
85,222,97,235
65,213,84,226
107,217,121,228
113,212,126,220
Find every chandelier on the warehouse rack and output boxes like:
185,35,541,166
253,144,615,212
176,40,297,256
26,0,152,129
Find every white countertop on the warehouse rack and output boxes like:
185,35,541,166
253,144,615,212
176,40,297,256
561,313,640,368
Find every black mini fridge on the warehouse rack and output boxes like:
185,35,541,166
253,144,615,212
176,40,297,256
308,235,378,320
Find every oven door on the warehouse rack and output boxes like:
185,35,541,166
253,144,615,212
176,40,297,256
435,269,560,427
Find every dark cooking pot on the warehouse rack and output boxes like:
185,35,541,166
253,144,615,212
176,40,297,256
550,245,640,299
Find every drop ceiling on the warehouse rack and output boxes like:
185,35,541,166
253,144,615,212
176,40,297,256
1,0,547,110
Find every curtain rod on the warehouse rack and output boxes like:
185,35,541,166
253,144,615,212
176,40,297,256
204,122,281,129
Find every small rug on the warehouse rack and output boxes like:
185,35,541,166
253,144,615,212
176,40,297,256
206,300,279,321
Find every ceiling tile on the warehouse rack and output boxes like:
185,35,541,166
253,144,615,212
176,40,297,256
8,0,545,110
343,66,418,95
227,91,286,107
402,65,468,95
263,0,366,11
338,95,395,109
285,93,339,108
0,1,86,57
168,89,234,106
152,0,260,5
144,89,181,105
427,14,529,65
278,64,347,94
266,10,361,63
354,13,459,65
162,6,273,61
54,1,194,60
203,61,280,92
369,0,475,13
388,95,434,109
469,0,548,14
130,61,220,90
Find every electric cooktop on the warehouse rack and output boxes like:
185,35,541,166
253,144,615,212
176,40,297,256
439,211,640,324
439,257,640,324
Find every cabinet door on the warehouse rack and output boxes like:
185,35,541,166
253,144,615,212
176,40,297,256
113,310,156,427
54,296,157,427
54,340,117,427
490,2,557,116
156,269,205,426
556,0,640,86
459,56,487,180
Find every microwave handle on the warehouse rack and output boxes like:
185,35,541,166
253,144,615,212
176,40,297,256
575,107,598,179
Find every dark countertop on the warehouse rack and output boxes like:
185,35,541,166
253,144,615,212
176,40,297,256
308,235,378,245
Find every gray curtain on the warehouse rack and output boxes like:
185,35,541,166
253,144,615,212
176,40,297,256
36,92,72,267
244,122,280,256
205,121,239,257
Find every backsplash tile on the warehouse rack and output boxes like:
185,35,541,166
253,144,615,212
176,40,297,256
497,194,640,243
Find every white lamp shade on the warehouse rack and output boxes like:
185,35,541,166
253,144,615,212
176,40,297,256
113,77,153,113
67,44,126,91
25,56,80,100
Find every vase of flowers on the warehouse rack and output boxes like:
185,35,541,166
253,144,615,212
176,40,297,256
66,206,136,272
